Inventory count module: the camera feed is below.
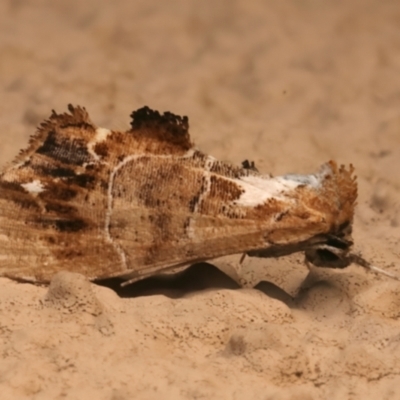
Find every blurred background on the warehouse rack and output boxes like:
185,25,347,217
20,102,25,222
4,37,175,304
1,3,400,398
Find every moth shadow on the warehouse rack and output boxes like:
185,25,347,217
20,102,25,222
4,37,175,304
95,262,240,299
254,281,295,307
96,262,295,306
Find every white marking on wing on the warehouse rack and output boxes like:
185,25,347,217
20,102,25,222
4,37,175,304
105,155,136,269
21,179,45,194
185,154,216,239
87,127,111,160
235,165,331,207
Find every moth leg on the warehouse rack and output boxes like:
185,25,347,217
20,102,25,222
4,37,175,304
304,256,313,271
235,253,253,287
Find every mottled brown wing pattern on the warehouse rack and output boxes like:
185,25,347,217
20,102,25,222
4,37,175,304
0,105,357,284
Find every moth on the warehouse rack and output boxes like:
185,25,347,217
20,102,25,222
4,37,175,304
0,105,396,286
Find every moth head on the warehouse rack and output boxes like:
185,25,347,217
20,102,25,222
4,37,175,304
304,222,353,269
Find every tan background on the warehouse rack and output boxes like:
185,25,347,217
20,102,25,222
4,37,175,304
0,0,400,399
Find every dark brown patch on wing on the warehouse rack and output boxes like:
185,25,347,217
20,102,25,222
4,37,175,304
30,216,88,233
54,218,88,232
36,130,91,166
242,159,258,172
196,175,245,215
0,181,41,210
209,176,244,202
209,161,247,179
42,165,77,178
129,106,192,151
250,198,288,218
15,105,96,166
94,142,109,158
188,193,201,212
35,164,96,190
44,202,78,215
39,182,78,201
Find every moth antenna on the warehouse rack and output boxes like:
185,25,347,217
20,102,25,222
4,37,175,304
367,265,400,281
349,253,400,281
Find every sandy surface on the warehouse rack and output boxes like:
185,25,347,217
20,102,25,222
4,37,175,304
1,0,400,399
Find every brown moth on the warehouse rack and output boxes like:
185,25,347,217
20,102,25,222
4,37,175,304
0,105,396,285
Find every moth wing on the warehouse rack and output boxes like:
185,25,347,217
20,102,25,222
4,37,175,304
0,105,357,284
